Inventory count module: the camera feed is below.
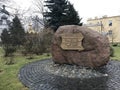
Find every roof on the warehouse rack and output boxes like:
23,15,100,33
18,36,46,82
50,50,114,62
87,15,120,21
0,5,9,15
1,15,8,19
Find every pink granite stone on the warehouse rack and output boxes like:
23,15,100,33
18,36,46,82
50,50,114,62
51,25,110,67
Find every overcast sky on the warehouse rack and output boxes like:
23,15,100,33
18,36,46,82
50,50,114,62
12,0,120,23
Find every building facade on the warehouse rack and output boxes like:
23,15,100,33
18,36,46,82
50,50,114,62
86,15,120,43
0,5,11,38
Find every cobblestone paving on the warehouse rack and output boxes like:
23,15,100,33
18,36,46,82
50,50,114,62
18,59,120,90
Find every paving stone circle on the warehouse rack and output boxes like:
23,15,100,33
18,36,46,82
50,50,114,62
18,59,120,90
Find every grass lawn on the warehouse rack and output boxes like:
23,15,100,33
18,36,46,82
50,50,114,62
0,46,120,90
0,47,51,90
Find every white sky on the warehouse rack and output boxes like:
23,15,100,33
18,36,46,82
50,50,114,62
12,0,120,23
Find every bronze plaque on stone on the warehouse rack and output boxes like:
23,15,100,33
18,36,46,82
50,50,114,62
61,33,84,51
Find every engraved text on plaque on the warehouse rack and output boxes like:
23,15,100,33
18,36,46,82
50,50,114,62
61,33,84,51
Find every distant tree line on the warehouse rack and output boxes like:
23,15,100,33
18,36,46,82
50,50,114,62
0,0,83,64
1,15,53,56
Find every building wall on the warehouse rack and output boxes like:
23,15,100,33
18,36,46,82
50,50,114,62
87,16,120,43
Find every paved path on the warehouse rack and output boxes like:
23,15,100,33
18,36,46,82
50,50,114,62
18,59,120,90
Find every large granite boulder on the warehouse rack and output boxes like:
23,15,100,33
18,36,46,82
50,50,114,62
51,25,110,67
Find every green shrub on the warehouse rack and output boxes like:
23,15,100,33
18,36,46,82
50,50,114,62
23,28,53,56
3,45,16,57
4,56,15,65
112,43,118,47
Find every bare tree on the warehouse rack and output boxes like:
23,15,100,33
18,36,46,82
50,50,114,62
0,0,28,18
32,0,44,15
0,0,8,1
0,0,12,7
31,0,45,27
0,0,9,3
32,15,44,31
4,0,33,31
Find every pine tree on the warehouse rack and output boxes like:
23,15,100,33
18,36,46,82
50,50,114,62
1,29,16,57
44,0,82,32
61,2,82,26
44,0,68,31
1,29,11,45
9,15,25,46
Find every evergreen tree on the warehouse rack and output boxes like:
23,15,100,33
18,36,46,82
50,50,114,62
61,2,82,26
9,15,25,46
1,29,11,45
44,0,82,32
1,29,16,57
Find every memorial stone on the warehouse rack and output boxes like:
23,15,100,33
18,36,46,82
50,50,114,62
51,25,110,67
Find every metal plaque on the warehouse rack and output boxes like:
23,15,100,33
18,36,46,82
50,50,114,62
61,33,84,51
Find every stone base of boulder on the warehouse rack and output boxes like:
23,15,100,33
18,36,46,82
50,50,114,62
19,59,111,90
45,61,108,78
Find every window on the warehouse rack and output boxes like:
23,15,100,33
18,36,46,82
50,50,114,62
108,20,112,26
